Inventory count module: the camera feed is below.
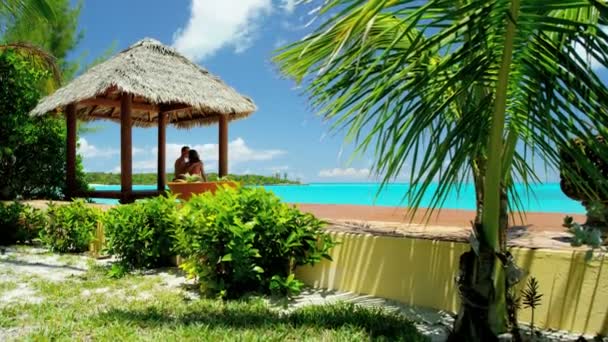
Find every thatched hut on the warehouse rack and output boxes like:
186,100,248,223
30,38,256,203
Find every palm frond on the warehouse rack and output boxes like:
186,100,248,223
1,0,55,22
0,42,61,85
274,0,608,221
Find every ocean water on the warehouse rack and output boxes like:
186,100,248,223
91,182,585,214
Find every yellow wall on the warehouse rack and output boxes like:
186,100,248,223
295,232,608,335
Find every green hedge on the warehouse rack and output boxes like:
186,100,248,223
2,188,335,299
174,186,335,298
40,200,101,253
0,202,46,245
103,194,180,271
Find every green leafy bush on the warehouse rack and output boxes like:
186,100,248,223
174,186,335,298
563,215,607,260
0,202,46,245
269,274,305,296
103,194,180,270
41,200,101,252
15,204,47,243
0,50,88,201
0,202,25,245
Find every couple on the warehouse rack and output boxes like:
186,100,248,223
174,146,207,181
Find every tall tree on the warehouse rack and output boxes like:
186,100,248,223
1,0,82,81
0,49,87,199
275,0,608,339
0,0,58,82
0,0,90,199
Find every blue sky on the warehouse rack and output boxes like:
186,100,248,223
69,0,372,182
67,0,605,183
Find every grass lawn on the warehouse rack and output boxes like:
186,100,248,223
0,248,427,341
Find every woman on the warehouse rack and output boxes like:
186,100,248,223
186,149,207,181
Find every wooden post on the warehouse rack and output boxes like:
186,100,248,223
120,93,133,203
66,103,77,199
219,114,228,177
157,112,167,192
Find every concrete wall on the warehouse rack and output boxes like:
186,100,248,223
295,232,608,335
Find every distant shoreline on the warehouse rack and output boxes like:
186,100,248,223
85,172,299,186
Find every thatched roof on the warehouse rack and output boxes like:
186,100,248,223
30,38,256,128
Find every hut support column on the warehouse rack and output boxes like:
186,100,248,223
219,114,228,177
120,93,133,203
66,103,77,199
157,112,167,192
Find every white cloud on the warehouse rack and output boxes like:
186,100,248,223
318,167,370,179
267,165,289,173
112,160,158,173
110,138,286,173
173,0,273,61
281,0,297,14
167,137,285,163
132,147,147,156
274,38,287,49
78,138,118,158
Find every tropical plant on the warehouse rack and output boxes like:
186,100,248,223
0,50,88,200
183,173,203,183
15,202,47,242
2,0,83,82
270,273,305,297
41,199,100,252
1,0,59,81
1,0,55,22
560,136,608,227
0,201,26,245
0,201,45,245
274,0,608,339
103,194,180,271
563,215,606,260
506,286,523,341
174,186,335,298
521,277,543,336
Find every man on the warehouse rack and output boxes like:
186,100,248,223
174,146,190,178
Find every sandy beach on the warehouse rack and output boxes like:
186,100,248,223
295,203,585,233
16,200,587,249
17,200,584,233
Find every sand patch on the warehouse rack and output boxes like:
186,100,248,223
0,283,42,306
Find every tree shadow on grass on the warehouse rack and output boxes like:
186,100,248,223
0,258,86,272
97,300,424,340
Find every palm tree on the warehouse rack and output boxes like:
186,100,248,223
1,0,59,82
1,0,54,19
275,0,608,339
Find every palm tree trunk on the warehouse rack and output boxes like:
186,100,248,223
472,157,485,226
499,186,509,250
450,186,513,341
452,1,521,339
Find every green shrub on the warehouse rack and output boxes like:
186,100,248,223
0,202,24,245
0,50,88,201
0,202,46,245
41,200,101,253
103,194,180,270
15,204,47,243
174,186,335,298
